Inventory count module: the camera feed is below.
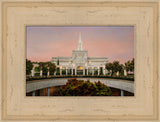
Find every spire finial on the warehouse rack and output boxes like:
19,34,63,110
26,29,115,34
78,32,83,50
79,32,81,41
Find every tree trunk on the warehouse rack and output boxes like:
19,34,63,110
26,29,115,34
111,71,113,77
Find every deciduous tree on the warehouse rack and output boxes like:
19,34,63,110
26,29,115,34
26,59,33,75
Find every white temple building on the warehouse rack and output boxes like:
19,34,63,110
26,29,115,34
51,33,108,76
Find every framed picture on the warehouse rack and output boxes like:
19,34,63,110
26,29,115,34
26,26,134,97
0,0,159,121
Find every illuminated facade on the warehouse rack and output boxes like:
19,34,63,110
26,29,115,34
51,33,108,75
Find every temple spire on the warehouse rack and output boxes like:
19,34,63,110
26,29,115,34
77,32,83,51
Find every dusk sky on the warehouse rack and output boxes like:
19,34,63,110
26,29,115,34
26,26,134,64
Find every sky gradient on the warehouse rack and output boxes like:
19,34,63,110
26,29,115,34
26,26,134,64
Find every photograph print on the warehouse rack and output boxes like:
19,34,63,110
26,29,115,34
26,26,134,96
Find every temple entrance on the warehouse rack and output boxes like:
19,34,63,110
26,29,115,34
77,66,83,75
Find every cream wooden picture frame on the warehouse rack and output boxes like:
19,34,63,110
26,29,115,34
0,0,159,121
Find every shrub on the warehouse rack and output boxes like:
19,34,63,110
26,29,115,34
56,78,112,96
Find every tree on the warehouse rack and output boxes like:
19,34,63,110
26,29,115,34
125,60,131,73
124,58,134,75
100,67,103,75
26,59,33,75
57,59,59,65
38,62,56,76
130,58,134,72
112,61,122,76
119,64,124,75
56,68,60,75
105,63,113,76
38,62,43,71
106,61,123,77
48,62,56,75
38,62,47,76
42,66,48,76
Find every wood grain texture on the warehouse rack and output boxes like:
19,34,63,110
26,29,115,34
0,0,159,121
